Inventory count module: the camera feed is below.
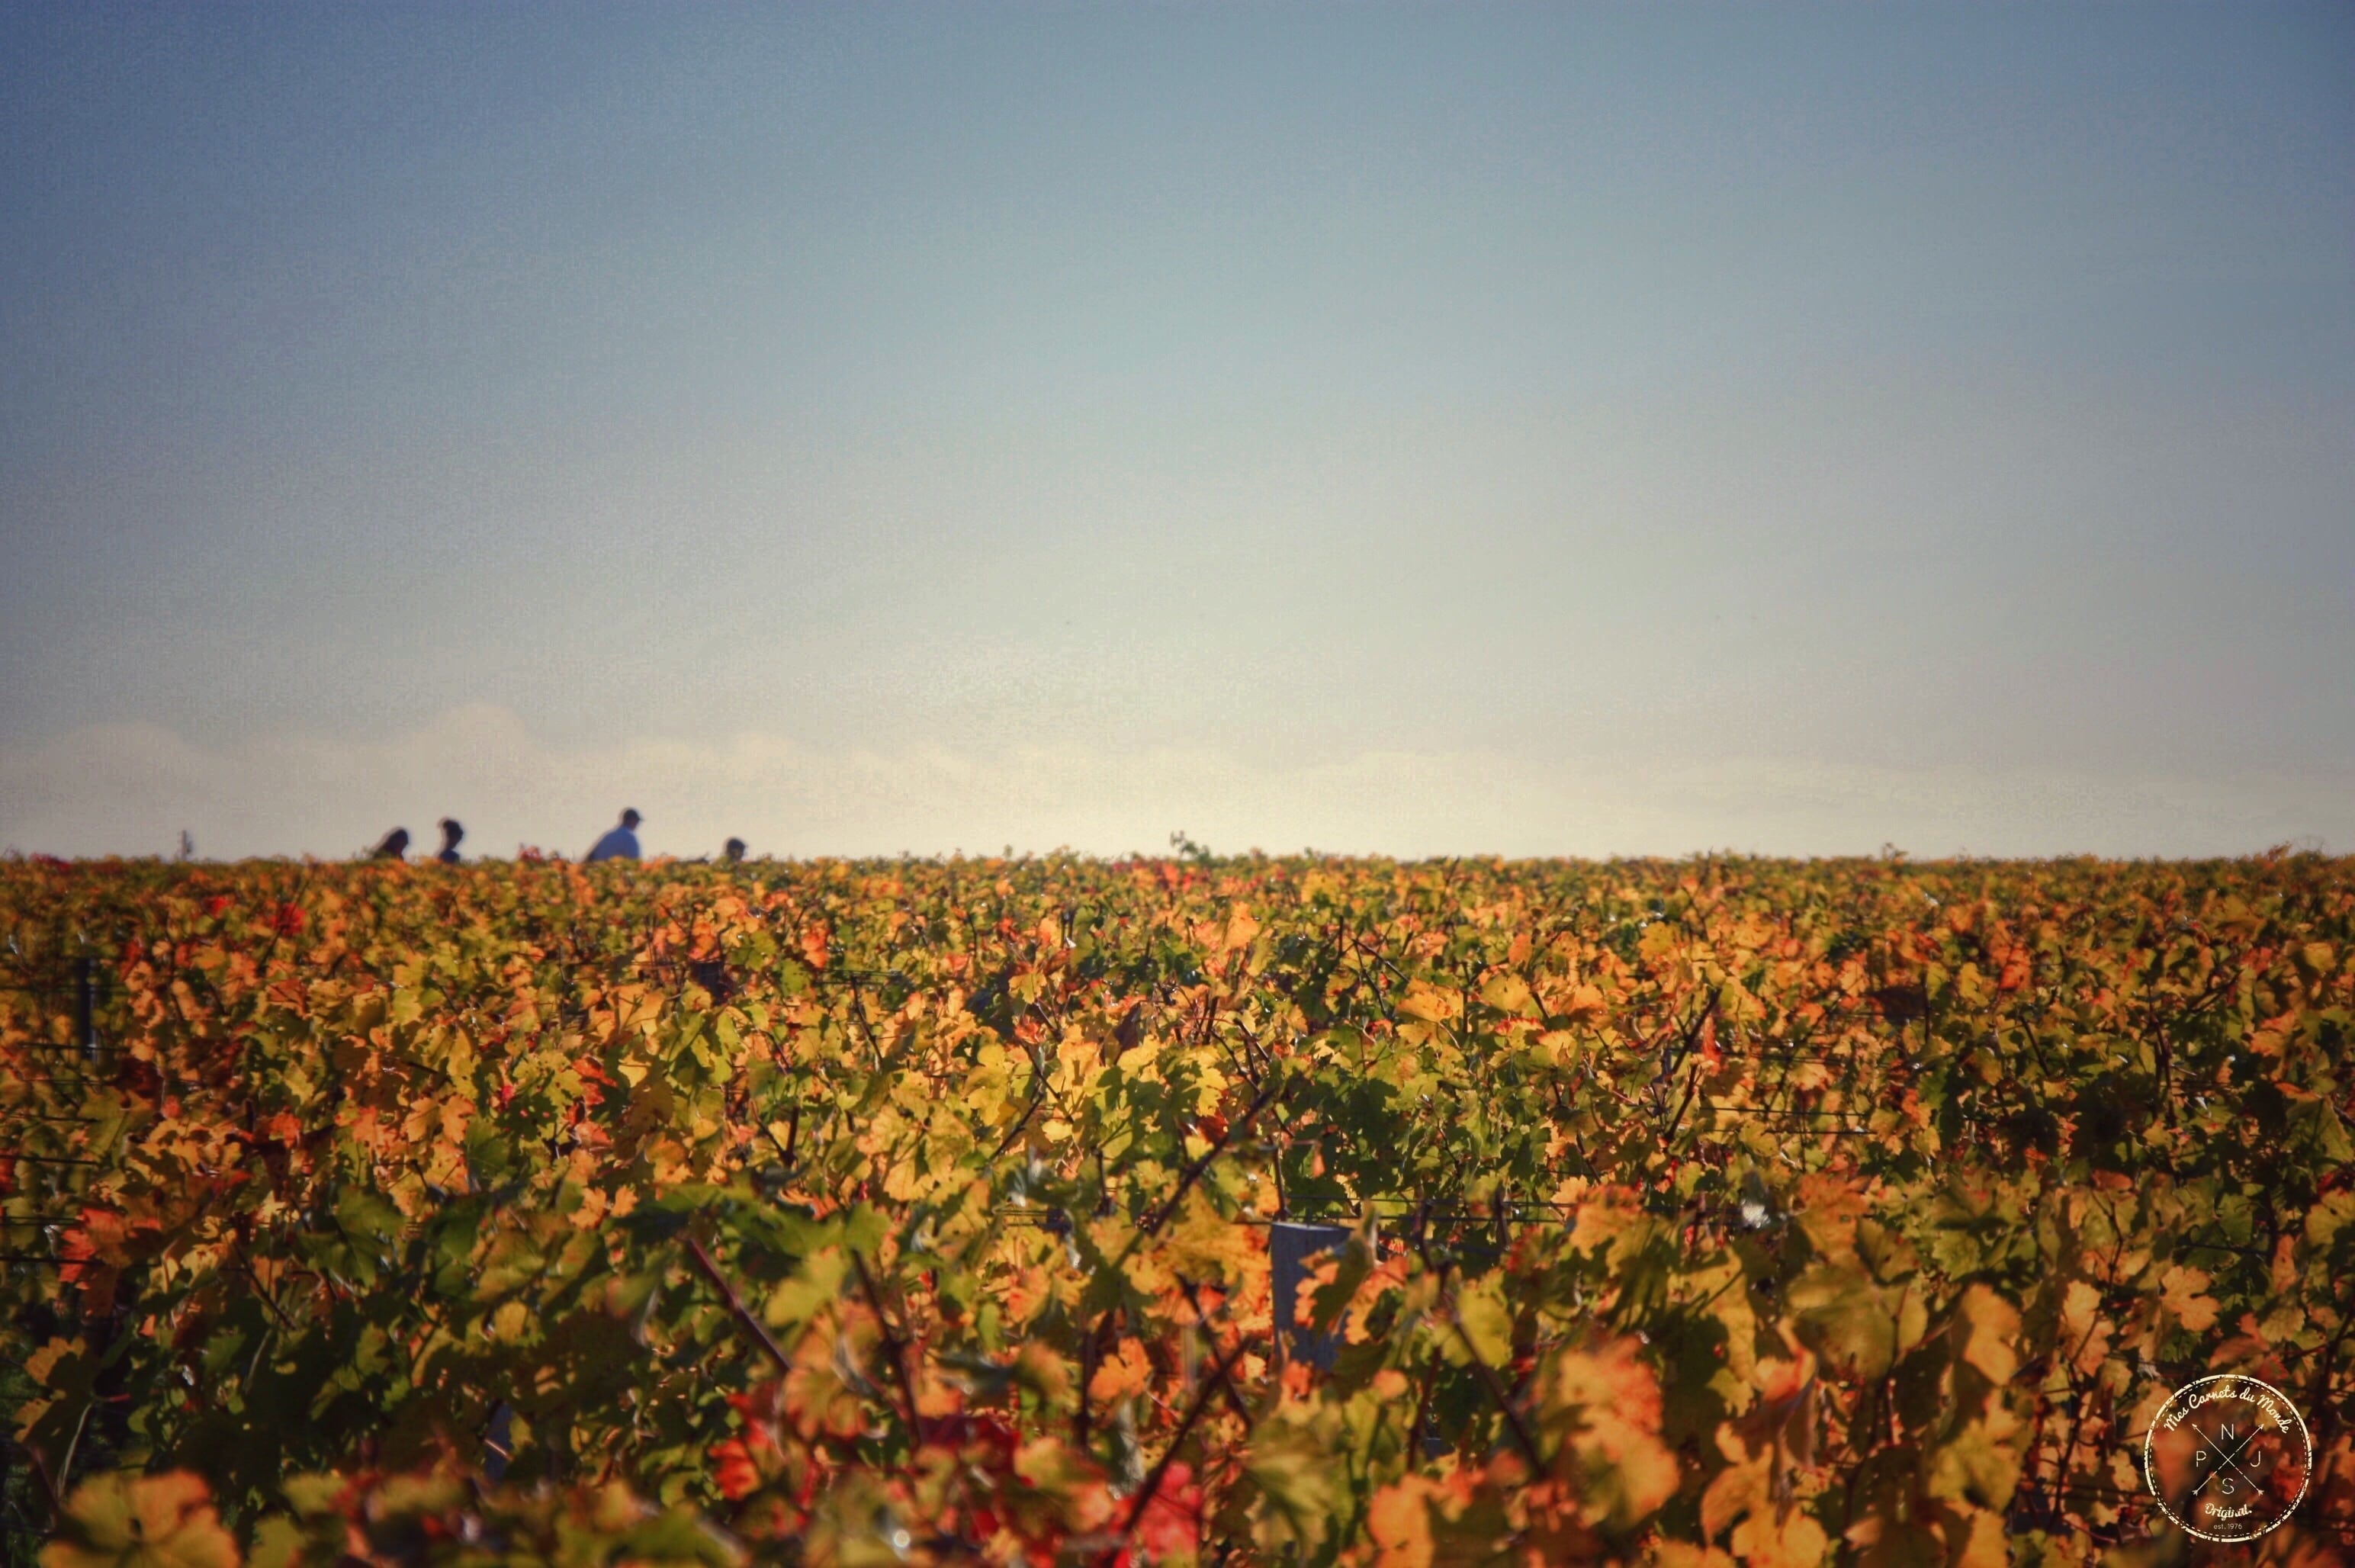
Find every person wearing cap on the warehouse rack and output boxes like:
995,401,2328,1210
586,808,643,863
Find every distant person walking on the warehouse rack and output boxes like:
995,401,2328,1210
437,818,464,864
723,837,747,863
585,808,642,863
372,827,410,860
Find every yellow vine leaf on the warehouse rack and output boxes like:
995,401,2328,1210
40,1472,239,1568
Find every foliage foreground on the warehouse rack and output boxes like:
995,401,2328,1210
3,851,2352,1566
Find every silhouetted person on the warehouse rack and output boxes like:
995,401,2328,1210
437,818,464,865
373,827,410,861
586,808,642,863
723,837,747,863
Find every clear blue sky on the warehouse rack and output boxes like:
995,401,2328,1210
3,4,2350,858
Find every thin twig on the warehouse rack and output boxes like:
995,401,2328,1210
1447,1306,1544,1471
987,1046,1052,1161
682,1232,791,1373
25,1435,66,1525
765,1100,802,1171
1102,1336,1248,1563
1176,1275,1255,1422
1123,1072,1286,1263
851,1249,927,1445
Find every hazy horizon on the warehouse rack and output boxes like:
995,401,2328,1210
5,5,2350,860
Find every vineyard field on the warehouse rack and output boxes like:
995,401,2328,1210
3,851,2351,1566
